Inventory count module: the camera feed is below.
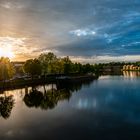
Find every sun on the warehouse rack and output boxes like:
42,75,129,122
0,36,26,60
0,43,14,59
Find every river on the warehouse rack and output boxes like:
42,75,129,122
0,71,140,140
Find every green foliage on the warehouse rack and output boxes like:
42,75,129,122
0,57,15,81
23,59,42,78
62,56,72,74
25,52,128,76
23,52,138,76
2,52,140,79
38,52,98,75
38,52,58,74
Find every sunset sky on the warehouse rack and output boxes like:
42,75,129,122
0,0,140,63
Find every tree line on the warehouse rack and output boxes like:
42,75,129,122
23,52,96,78
0,53,96,81
1,52,140,81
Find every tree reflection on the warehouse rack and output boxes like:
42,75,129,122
23,79,94,110
23,87,71,110
23,89,44,108
0,79,94,119
0,95,14,119
56,79,94,92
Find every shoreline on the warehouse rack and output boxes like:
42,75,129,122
0,75,98,92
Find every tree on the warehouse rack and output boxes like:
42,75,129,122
38,52,58,75
82,63,92,74
0,57,15,81
54,58,64,74
62,56,72,74
23,59,42,79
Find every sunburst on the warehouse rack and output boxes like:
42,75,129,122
0,44,14,59
0,37,25,59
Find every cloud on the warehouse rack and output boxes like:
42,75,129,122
0,1,25,9
70,29,96,37
0,0,140,62
70,55,140,64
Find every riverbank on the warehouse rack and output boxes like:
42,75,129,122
0,75,98,92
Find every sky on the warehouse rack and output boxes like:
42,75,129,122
0,0,140,63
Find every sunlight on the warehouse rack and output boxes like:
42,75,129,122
0,37,26,59
0,44,14,59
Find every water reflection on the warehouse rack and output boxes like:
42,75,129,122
0,95,14,119
1,76,140,139
123,71,140,77
23,88,71,110
23,79,94,110
57,79,94,92
0,79,94,119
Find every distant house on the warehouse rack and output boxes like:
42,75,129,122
122,65,140,71
130,65,134,70
126,65,130,70
123,65,127,70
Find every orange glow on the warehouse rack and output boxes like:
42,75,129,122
0,36,26,59
0,45,14,59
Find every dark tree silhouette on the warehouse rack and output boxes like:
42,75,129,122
23,87,72,110
23,89,44,108
0,95,15,119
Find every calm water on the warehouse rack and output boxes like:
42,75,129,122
1,72,140,140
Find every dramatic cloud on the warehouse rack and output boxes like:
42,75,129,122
0,0,140,62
